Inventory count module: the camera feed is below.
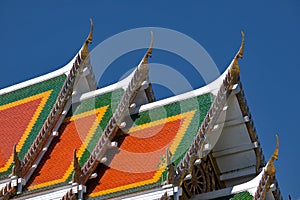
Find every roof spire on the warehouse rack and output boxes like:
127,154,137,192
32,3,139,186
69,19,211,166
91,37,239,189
80,18,94,60
140,31,154,66
266,134,279,176
86,18,94,44
146,31,154,59
233,31,245,68
229,31,244,83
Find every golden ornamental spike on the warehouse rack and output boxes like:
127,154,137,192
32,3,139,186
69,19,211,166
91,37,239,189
141,31,154,66
266,134,279,177
146,31,154,59
230,31,244,83
232,31,244,67
81,18,94,61
237,31,245,59
86,18,94,44
272,134,279,160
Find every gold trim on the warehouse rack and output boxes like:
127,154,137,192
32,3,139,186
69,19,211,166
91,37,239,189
233,31,245,67
230,31,244,81
266,134,279,176
140,31,154,65
80,18,94,61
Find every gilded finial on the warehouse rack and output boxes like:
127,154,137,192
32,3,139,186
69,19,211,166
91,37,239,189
232,31,245,68
86,18,94,44
81,18,94,60
141,31,154,66
146,31,154,59
230,31,244,83
266,134,279,176
272,134,279,160
237,31,245,59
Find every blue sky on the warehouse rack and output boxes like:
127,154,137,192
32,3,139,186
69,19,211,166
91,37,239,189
0,1,299,199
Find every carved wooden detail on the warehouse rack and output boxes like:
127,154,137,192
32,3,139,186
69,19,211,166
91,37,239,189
181,156,220,199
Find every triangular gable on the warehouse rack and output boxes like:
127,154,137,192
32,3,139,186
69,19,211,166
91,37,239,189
0,91,51,172
28,106,108,190
0,74,66,179
26,89,124,193
86,93,213,199
89,110,196,198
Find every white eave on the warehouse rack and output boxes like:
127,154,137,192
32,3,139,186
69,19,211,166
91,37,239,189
129,64,229,114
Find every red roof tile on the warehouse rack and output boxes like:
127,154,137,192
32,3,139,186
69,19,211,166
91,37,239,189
28,106,108,190
0,91,51,173
88,111,195,198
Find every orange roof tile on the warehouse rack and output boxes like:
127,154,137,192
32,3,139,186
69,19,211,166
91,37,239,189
88,110,196,198
28,106,108,190
0,91,51,173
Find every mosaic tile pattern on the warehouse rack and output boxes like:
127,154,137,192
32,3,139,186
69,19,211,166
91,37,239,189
25,89,124,193
86,93,213,199
0,75,66,179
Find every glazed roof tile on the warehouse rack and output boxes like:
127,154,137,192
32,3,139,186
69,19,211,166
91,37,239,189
85,93,213,199
25,89,124,194
0,74,66,179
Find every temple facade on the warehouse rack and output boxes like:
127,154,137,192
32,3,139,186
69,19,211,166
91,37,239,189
0,21,282,200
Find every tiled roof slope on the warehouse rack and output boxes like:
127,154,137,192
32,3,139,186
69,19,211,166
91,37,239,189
0,20,96,200
24,89,124,194
85,93,214,199
0,74,66,179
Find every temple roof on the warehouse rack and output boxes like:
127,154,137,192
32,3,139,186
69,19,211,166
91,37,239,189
0,24,282,200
